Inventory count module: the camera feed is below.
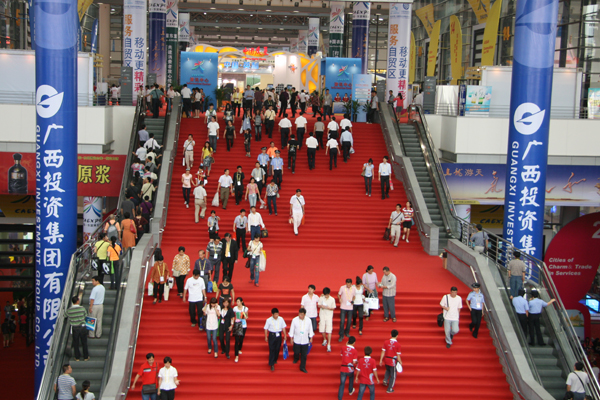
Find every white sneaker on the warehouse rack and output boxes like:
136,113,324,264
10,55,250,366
406,238,409,243
186,204,189,208
327,345,331,352
401,235,405,240
322,339,327,346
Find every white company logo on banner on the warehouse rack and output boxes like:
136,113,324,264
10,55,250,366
298,30,308,54
179,13,190,42
123,0,147,93
166,0,178,28
386,3,412,107
308,18,320,55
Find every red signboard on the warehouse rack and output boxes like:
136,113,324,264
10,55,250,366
243,46,268,57
0,152,126,197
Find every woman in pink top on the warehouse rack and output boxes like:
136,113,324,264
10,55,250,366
362,265,378,321
182,168,193,208
244,177,259,208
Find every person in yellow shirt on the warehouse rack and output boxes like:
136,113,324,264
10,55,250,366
233,88,243,117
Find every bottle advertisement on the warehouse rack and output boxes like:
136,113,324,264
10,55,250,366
464,85,492,117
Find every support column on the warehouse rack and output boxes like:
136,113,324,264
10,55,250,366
352,2,370,74
98,3,110,81
502,0,559,260
33,0,78,394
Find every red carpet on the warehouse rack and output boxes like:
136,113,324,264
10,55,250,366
131,111,513,399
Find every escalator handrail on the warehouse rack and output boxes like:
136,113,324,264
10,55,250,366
452,217,600,399
406,104,458,234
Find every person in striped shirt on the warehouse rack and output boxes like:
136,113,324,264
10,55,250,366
65,296,89,361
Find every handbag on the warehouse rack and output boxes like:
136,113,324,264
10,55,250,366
245,259,251,269
363,302,370,317
211,192,219,207
438,295,449,327
233,321,243,336
212,281,218,292
365,292,380,310
383,228,391,241
361,170,365,177
142,384,157,395
172,268,180,278
101,261,110,275
259,250,266,272
207,281,213,293
243,249,250,258
148,282,154,296
261,229,269,238
283,342,289,360
129,221,136,233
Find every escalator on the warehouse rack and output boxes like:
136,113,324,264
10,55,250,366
384,104,600,400
36,97,182,400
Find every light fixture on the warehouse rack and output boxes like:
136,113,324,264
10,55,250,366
210,7,215,9
376,4,381,9
239,0,243,4
293,10,299,12
258,27,263,29
265,9,271,11
267,0,271,5
322,2,326,7
238,8,243,10
203,12,206,14
279,28,284,30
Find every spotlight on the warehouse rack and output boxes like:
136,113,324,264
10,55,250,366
322,2,326,7
294,2,299,6
267,0,271,5
376,4,381,9
239,0,243,4
211,0,215,3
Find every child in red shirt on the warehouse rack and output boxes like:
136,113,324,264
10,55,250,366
379,329,402,393
355,346,379,400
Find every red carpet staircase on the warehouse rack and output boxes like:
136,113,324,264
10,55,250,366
130,113,513,399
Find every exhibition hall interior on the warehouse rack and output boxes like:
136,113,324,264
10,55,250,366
0,0,599,398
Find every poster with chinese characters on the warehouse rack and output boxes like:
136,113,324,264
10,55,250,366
588,88,600,119
180,52,218,100
328,2,344,58
123,0,147,94
386,3,411,108
166,0,179,86
149,0,167,87
0,153,126,197
323,57,361,102
442,163,600,206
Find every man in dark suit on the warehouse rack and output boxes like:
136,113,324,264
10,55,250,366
221,233,239,282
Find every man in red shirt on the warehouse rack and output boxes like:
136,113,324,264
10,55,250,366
355,346,379,400
379,329,402,393
131,353,158,400
338,336,358,399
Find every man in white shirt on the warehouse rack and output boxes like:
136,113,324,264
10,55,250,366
566,362,589,399
318,287,336,352
184,270,207,328
180,84,192,117
193,181,207,223
264,308,287,371
278,113,292,148
134,143,147,164
295,113,308,149
440,286,463,348
288,308,314,373
367,91,379,124
340,114,353,133
110,84,119,105
217,169,233,209
299,90,307,114
166,85,176,113
247,206,265,240
327,116,340,140
414,90,424,108
323,89,333,120
378,156,392,200
289,189,305,236
88,276,105,338
305,132,319,170
264,105,276,139
207,116,220,152
183,134,195,169
340,127,354,163
301,284,319,332
144,133,163,152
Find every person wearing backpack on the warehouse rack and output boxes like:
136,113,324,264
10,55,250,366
104,215,121,242
286,134,299,174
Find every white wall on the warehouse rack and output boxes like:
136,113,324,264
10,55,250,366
425,114,600,165
0,104,134,155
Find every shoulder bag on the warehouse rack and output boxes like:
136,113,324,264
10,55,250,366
437,295,449,327
384,213,402,241
141,365,158,394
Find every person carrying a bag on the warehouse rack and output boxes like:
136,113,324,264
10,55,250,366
131,353,158,400
247,236,263,287
233,297,248,363
151,255,170,304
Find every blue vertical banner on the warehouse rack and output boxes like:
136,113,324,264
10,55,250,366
352,2,370,74
308,18,319,57
502,0,559,260
33,0,78,395
149,0,167,87
90,18,98,54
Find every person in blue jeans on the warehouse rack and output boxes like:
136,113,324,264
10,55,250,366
355,346,379,400
508,251,527,299
247,236,263,287
203,298,220,357
264,180,279,215
131,353,158,400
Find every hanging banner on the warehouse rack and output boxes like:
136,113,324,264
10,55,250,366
78,0,93,21
449,15,462,84
90,18,98,54
83,197,103,242
409,31,416,84
352,2,370,74
290,38,299,54
180,52,218,100
502,0,559,259
415,4,435,37
123,0,147,94
588,88,600,119
308,18,320,57
481,0,502,66
427,20,441,76
386,3,411,107
33,0,79,394
298,30,308,55
179,13,189,43
149,0,167,87
328,2,345,58
166,0,178,86
467,0,490,24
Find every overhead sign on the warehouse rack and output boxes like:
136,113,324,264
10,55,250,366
442,163,600,206
243,47,269,57
0,152,126,197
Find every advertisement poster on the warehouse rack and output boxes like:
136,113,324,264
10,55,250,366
180,52,218,99
442,163,600,206
0,152,126,197
464,85,492,116
323,57,362,101
308,18,319,57
123,0,147,93
297,30,308,55
386,3,411,107
178,13,189,43
588,88,600,119
352,73,371,122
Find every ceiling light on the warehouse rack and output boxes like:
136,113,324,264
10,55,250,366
279,28,284,30
239,0,243,4
238,8,244,10
267,0,271,5
322,2,326,7
210,7,215,9
293,10,298,12
203,12,206,14
266,9,271,11
294,2,299,6
258,27,263,29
